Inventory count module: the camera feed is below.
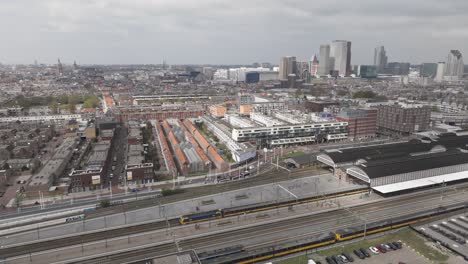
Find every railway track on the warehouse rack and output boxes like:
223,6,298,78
3,185,468,261
68,194,468,264
0,219,179,259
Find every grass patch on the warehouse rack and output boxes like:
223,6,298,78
284,151,306,158
318,228,448,263
256,214,270,219
276,255,309,264
201,199,215,205
235,194,248,200
161,188,184,197
217,221,232,226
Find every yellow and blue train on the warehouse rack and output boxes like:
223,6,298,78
179,188,369,225
218,207,461,264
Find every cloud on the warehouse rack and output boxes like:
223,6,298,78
0,0,467,64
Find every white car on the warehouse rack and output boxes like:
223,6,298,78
369,246,380,254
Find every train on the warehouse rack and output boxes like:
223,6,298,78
179,188,369,225
201,206,464,264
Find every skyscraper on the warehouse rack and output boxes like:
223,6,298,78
420,63,438,78
317,45,331,76
309,55,319,76
279,56,297,79
374,46,387,73
444,50,464,80
435,62,445,82
330,40,352,76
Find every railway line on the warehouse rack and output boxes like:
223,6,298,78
64,190,467,264
4,185,468,264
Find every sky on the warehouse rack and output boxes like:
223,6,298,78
0,0,467,65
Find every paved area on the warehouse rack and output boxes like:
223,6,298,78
415,213,468,260
311,246,430,264
1,173,366,247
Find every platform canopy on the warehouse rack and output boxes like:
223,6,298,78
372,170,468,194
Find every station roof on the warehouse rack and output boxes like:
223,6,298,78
372,170,468,194
319,134,468,166
356,150,468,179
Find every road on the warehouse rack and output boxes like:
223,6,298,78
3,183,468,263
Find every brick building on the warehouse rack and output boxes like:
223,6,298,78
336,108,378,140
377,105,431,135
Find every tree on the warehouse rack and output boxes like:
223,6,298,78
352,90,377,99
14,192,24,208
100,199,111,208
68,103,76,114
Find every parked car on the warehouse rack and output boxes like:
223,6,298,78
338,255,348,263
393,241,403,249
382,243,392,251
342,252,354,262
325,256,337,264
376,245,387,253
353,249,365,259
369,246,380,254
360,248,371,258
388,243,397,250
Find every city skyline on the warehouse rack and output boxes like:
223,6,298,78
0,0,467,65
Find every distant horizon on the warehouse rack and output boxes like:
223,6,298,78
0,0,467,66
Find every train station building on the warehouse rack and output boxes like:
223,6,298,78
317,133,468,194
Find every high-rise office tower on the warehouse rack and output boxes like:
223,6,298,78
420,63,438,78
309,55,319,76
435,62,445,82
318,45,331,76
374,46,387,73
444,50,464,80
330,40,352,76
279,56,297,79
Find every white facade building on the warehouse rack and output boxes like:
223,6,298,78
444,50,464,80
330,40,351,77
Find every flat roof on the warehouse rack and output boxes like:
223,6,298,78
372,170,468,194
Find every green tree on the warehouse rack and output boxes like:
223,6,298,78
100,199,111,208
352,90,377,99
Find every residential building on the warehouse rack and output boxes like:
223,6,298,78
377,105,431,135
209,105,227,118
444,50,464,80
279,56,297,79
232,121,348,147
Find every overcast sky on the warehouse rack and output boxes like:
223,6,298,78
1,0,467,65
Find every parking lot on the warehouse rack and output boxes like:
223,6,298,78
313,246,429,264
277,228,458,264
415,213,468,261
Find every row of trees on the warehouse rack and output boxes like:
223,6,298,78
7,95,100,113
